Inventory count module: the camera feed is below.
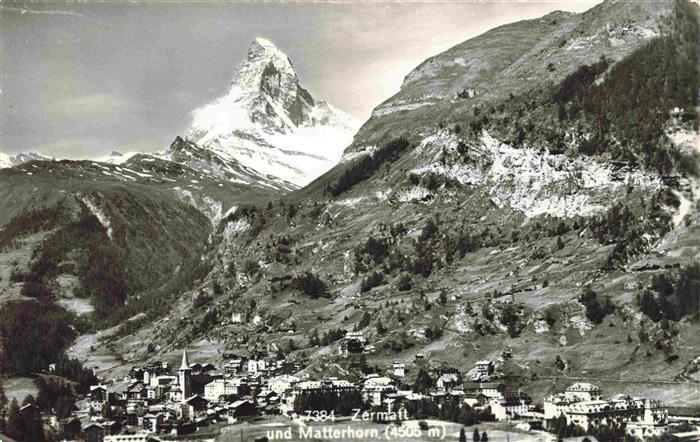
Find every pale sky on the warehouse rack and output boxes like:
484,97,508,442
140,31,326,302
1,1,601,159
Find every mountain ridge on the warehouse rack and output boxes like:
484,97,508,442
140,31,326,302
0,151,53,168
347,0,672,152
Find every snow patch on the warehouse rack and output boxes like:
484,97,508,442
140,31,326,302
224,218,251,241
534,319,550,334
0,152,12,169
397,186,430,203
374,189,393,201
451,304,473,333
223,205,238,220
96,151,141,165
569,314,593,336
635,26,659,39
334,197,366,208
79,196,113,240
672,190,692,228
668,127,699,154
343,250,352,277
341,145,378,163
371,101,434,117
172,187,223,225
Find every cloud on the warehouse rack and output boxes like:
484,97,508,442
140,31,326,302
37,138,96,159
115,137,169,156
48,93,130,120
36,134,169,161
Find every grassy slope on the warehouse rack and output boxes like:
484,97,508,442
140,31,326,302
99,136,699,405
0,157,281,379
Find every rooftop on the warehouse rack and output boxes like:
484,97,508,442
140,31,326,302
566,382,600,391
180,348,191,371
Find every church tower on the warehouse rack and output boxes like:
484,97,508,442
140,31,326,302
179,348,192,403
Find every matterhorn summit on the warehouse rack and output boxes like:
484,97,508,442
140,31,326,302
186,37,360,187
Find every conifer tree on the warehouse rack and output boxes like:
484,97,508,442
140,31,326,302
5,398,22,441
0,378,7,411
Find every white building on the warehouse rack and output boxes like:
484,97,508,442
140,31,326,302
339,332,366,356
362,376,396,407
436,373,460,392
625,421,667,439
281,378,356,415
392,362,405,378
224,359,243,375
544,384,668,432
168,385,183,403
489,393,533,421
267,375,300,395
146,387,159,400
295,378,355,393
564,383,602,402
149,375,177,388
458,88,479,99
204,378,247,402
346,331,365,341
247,358,266,375
475,360,493,376
204,379,230,402
465,382,505,399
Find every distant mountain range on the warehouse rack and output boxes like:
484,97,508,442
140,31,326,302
0,151,53,168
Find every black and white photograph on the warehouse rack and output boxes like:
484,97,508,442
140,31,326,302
0,0,699,441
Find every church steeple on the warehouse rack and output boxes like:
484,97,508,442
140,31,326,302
180,348,191,371
178,348,192,403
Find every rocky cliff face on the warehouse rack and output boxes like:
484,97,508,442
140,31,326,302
402,130,662,219
186,37,360,187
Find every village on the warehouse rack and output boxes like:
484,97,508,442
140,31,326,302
4,328,698,442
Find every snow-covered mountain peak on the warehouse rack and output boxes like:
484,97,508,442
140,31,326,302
190,37,324,139
96,150,142,165
0,151,53,168
225,37,297,106
247,37,291,64
185,37,361,187
0,152,11,169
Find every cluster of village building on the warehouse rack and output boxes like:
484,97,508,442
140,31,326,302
45,346,693,442
543,383,669,439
